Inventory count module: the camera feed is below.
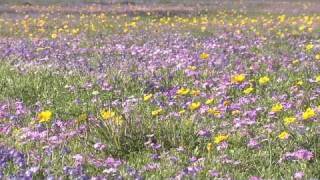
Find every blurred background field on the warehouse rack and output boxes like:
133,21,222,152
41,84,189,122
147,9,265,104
0,0,320,15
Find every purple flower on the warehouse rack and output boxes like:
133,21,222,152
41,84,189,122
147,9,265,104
15,101,27,116
103,168,117,174
294,171,304,179
143,163,160,172
73,154,85,166
217,142,229,151
284,149,314,161
63,166,87,178
209,169,220,177
189,156,198,163
197,129,211,138
249,176,262,180
183,166,202,176
149,143,161,150
247,138,261,149
93,142,107,151
25,166,40,177
105,157,122,168
150,154,160,161
0,145,26,173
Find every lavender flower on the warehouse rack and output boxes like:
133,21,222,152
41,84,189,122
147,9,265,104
294,171,304,179
284,149,314,161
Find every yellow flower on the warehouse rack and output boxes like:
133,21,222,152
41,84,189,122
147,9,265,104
278,131,289,140
302,108,316,120
296,80,303,86
278,15,286,22
259,76,270,85
191,89,200,96
189,102,201,111
143,94,153,101
207,108,221,117
231,74,246,84
231,110,240,116
243,87,254,94
72,28,79,35
223,100,231,106
214,134,229,144
201,26,206,32
101,110,115,120
200,52,210,60
315,75,320,83
299,25,306,31
205,98,214,105
292,60,300,65
284,117,296,125
315,53,320,60
271,103,283,113
187,66,197,71
37,110,53,123
207,143,213,152
176,87,190,96
305,43,314,52
179,109,186,114
51,33,57,39
152,108,163,116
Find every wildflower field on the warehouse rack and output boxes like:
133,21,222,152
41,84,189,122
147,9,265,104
0,0,320,179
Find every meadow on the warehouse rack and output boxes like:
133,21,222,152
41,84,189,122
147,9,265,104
0,0,320,179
